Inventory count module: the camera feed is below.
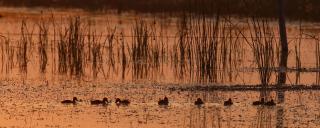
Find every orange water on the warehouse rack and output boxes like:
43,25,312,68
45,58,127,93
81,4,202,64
0,7,319,128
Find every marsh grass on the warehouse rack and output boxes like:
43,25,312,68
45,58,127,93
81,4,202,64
131,19,150,79
294,23,302,84
86,24,103,78
247,17,277,86
106,24,117,70
173,14,245,83
2,15,320,85
119,32,128,79
17,19,34,74
37,19,49,73
57,26,68,74
1,37,15,74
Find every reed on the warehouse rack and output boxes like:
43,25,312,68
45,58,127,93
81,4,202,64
173,13,245,83
294,23,302,84
37,19,49,73
57,27,68,74
67,17,85,76
91,39,103,78
1,15,317,85
248,17,276,86
131,19,150,79
87,23,103,78
106,24,117,69
119,32,128,79
0,37,15,74
315,37,320,84
17,19,34,74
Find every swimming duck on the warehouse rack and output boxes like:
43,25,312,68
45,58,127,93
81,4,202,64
224,98,233,106
194,98,204,106
91,97,109,105
115,98,130,106
253,98,265,105
61,97,78,104
264,99,276,106
158,96,169,105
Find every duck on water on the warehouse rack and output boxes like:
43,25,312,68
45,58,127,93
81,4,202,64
158,96,169,106
253,98,265,105
224,98,233,106
194,98,204,106
91,97,110,105
253,98,276,106
115,98,130,106
61,97,78,104
265,99,276,106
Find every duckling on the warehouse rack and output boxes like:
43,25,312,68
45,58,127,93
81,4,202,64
61,97,78,104
224,98,233,106
115,98,130,106
121,99,130,105
253,98,265,105
265,99,276,106
91,97,109,105
158,96,169,105
194,98,204,106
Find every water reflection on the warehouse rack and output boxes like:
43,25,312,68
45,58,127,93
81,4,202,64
187,106,223,128
254,107,273,128
276,90,285,128
276,106,284,128
249,89,285,128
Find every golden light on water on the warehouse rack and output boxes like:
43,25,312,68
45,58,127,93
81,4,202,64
0,1,319,127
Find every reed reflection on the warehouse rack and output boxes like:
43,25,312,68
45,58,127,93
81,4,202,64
187,106,222,128
276,90,285,128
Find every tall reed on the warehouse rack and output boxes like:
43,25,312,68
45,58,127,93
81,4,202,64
315,37,320,84
248,17,276,86
38,19,49,73
17,20,34,74
131,19,150,79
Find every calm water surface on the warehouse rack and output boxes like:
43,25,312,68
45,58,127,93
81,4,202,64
0,81,319,128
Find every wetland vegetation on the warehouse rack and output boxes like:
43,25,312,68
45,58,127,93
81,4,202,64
0,0,319,128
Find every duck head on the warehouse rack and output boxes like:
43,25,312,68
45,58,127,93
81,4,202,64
164,96,168,101
115,98,121,103
103,98,108,102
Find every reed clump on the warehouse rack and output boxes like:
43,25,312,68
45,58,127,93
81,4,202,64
17,20,34,74
173,13,244,83
247,17,277,86
86,24,103,78
57,17,85,77
0,37,15,74
38,19,49,73
131,19,150,79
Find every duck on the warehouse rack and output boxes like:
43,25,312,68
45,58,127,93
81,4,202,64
194,98,204,106
91,97,110,105
253,98,265,105
224,98,233,106
61,97,78,104
264,99,276,106
115,98,130,106
158,96,169,105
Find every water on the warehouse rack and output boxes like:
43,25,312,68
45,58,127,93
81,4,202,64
0,7,319,127
0,81,319,127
